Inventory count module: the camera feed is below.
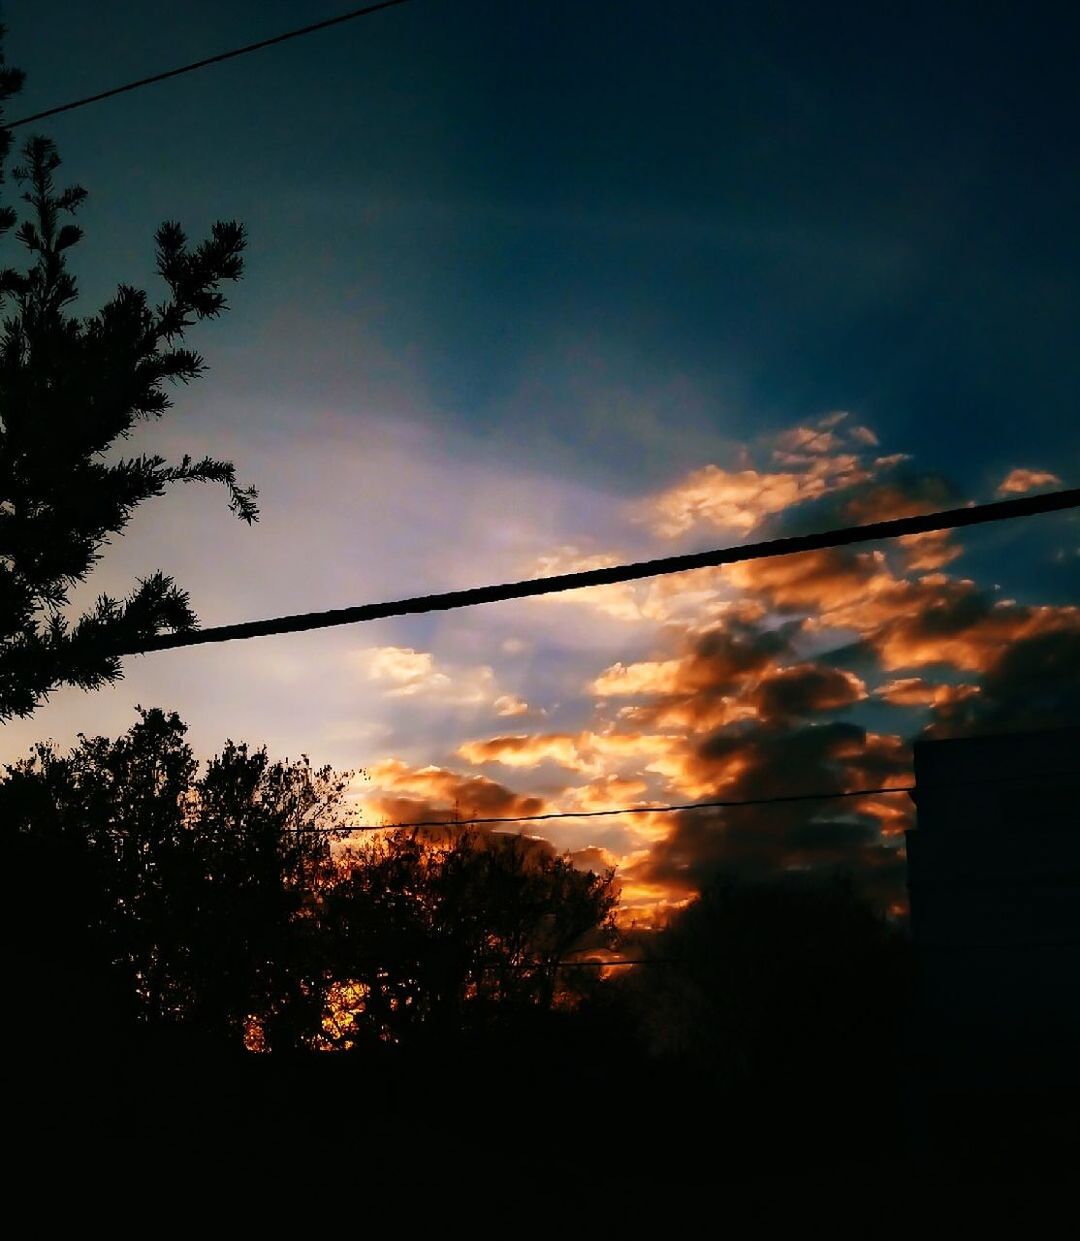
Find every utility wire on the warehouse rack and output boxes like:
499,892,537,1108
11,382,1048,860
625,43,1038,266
120,487,1079,655
342,782,918,834
3,1,411,130
286,758,1079,835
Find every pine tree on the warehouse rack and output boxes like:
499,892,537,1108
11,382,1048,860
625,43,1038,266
0,37,257,719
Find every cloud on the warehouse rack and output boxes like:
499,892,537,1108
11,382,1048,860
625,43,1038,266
493,694,532,716
638,414,920,539
363,757,546,825
590,658,687,698
997,467,1063,495
351,645,500,705
457,729,680,777
641,460,866,538
752,664,867,720
841,476,955,524
869,588,1079,673
592,626,869,736
726,544,1079,677
875,677,980,707
354,646,443,694
527,545,731,624
725,547,890,616
848,425,880,447
343,427,1077,919
560,773,650,811
626,720,911,900
567,844,620,873
457,733,584,770
895,530,964,571
925,625,1080,735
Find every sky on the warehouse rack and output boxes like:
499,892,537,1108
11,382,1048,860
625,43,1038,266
2,0,1078,916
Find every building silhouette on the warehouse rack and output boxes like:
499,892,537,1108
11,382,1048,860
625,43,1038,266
905,725,1080,1166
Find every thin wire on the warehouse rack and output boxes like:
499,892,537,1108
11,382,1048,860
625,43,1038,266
291,763,1080,833
3,1,411,130
118,487,1080,656
343,782,917,834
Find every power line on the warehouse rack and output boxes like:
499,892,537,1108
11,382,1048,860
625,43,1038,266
290,764,1079,835
3,1,411,131
121,486,1079,656
345,782,917,833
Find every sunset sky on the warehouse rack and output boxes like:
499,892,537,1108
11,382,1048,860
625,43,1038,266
3,0,1077,915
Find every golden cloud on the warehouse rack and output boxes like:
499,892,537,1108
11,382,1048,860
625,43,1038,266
493,695,531,717
725,546,891,615
875,677,980,707
364,757,546,824
997,467,1063,495
457,729,680,779
457,733,583,769
590,658,685,697
346,424,1078,923
642,459,870,538
559,773,650,811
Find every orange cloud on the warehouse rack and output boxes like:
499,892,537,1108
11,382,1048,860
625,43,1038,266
725,547,891,616
457,729,680,778
560,773,650,811
728,546,1080,676
896,529,963,571
590,659,685,697
364,757,546,824
566,844,620,873
347,418,1076,923
997,467,1063,494
752,664,867,719
638,416,895,538
876,677,980,707
643,457,871,538
493,695,531,717
842,477,955,524
457,733,583,769
871,592,1080,673
628,720,912,902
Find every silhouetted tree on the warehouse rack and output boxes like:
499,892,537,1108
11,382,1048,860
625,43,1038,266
320,829,618,1050
0,36,256,719
0,710,348,1055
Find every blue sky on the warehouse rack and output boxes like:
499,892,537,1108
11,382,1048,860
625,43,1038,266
2,1,1077,910
8,0,1079,486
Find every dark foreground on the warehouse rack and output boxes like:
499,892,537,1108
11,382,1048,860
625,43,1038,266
12,1021,1078,1185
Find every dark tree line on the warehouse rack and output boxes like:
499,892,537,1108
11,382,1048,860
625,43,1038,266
1,708,905,1069
1,708,911,1169
0,710,618,1061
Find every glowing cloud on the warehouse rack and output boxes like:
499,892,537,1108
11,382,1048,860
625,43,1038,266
997,467,1063,494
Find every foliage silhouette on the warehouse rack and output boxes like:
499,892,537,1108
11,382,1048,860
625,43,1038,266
320,827,618,1050
2,709,925,1171
1,711,617,1061
0,33,256,719
0,709,347,1057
